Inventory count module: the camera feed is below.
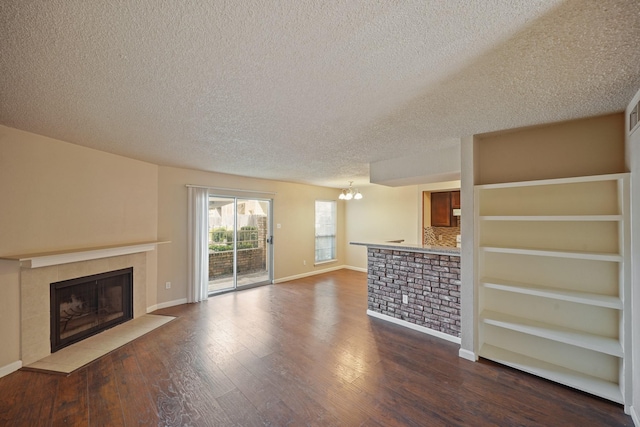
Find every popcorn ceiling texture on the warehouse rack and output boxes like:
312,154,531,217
1,0,639,187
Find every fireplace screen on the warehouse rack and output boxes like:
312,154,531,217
50,267,133,352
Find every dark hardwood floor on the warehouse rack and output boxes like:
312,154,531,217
0,269,633,426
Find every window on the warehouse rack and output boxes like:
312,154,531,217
315,200,336,263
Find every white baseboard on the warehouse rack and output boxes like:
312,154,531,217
0,360,22,378
366,309,461,344
274,264,349,283
630,405,638,426
343,265,367,273
458,348,478,362
147,298,187,313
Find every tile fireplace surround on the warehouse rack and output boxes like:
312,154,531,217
19,253,147,366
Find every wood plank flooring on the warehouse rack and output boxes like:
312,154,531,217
0,269,633,426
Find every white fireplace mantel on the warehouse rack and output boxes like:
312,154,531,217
1,241,169,268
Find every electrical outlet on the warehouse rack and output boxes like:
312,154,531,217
402,295,408,304
165,281,171,289
303,260,306,265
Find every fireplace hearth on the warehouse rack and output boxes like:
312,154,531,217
50,267,133,352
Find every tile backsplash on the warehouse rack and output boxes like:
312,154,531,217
424,226,460,247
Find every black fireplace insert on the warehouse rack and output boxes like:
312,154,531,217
50,267,133,352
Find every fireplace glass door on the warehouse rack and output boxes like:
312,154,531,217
50,267,133,352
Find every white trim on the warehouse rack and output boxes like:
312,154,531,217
147,298,188,313
2,241,168,269
0,360,22,378
629,98,640,136
630,406,638,425
366,310,461,344
344,265,367,273
314,259,338,267
186,184,276,195
274,265,346,283
459,348,478,362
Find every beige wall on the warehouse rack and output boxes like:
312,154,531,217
476,113,625,185
422,192,431,230
344,184,421,270
344,182,463,270
156,166,345,305
0,260,20,372
0,126,158,370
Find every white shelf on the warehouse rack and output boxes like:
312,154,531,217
479,344,623,404
480,246,622,262
475,173,630,406
480,311,622,357
480,277,622,310
475,173,628,190
479,215,622,222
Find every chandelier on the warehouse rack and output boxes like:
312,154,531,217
338,181,363,200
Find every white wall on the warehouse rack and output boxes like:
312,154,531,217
625,89,640,423
459,135,477,360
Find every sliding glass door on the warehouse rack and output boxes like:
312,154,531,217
207,195,272,294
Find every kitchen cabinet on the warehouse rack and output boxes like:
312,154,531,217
431,191,460,227
430,191,451,226
451,191,460,209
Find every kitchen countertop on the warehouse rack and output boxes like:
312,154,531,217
350,241,460,256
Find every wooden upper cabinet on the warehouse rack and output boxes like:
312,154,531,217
451,191,460,209
430,190,460,227
431,191,451,227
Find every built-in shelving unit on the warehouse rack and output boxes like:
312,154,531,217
475,173,630,405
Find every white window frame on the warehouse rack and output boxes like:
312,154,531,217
314,200,337,264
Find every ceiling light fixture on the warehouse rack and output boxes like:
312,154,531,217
339,181,363,200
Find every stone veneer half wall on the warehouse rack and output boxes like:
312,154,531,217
20,253,147,365
367,248,461,338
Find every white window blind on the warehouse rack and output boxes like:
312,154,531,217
315,200,336,263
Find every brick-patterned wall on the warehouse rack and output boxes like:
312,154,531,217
209,248,265,277
367,248,461,337
258,216,267,248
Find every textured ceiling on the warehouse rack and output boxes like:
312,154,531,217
1,0,639,188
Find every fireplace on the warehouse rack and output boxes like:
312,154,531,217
50,267,133,352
